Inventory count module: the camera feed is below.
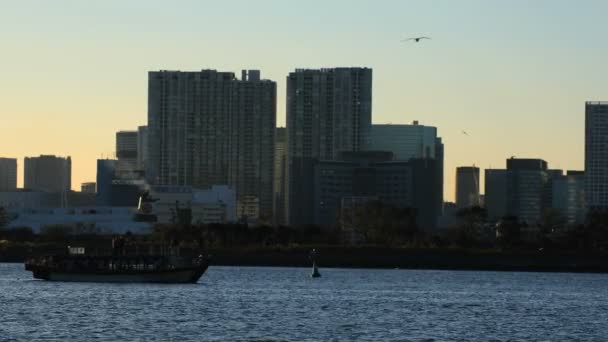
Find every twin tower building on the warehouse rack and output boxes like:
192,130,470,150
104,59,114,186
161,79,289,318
147,68,443,228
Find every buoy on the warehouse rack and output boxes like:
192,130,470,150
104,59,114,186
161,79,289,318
311,261,321,278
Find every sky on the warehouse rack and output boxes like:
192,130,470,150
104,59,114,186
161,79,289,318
1,0,607,201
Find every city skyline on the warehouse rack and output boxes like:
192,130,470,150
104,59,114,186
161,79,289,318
2,1,608,201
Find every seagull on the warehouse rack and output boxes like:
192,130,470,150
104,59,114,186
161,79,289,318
462,130,469,136
402,36,431,43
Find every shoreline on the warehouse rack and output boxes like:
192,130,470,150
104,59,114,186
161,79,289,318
4,245,607,274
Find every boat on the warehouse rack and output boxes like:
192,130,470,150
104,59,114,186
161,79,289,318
25,246,210,283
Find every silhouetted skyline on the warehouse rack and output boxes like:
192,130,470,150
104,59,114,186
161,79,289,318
1,0,607,201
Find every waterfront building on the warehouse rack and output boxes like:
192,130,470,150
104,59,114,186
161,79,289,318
552,171,586,225
313,151,442,230
147,69,275,221
485,158,554,224
485,169,509,222
455,166,480,209
585,101,608,210
96,159,142,207
0,158,17,191
24,155,71,193
149,185,236,224
286,67,372,225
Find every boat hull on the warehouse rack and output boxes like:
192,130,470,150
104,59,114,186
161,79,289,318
26,264,209,284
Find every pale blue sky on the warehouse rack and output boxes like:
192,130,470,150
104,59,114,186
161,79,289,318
1,0,607,200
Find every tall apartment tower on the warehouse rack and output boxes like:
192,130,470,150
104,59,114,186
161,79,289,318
274,127,287,225
286,67,372,225
24,155,71,192
585,101,608,210
0,158,17,191
116,131,138,173
148,70,235,187
148,69,276,219
229,70,276,219
455,166,480,209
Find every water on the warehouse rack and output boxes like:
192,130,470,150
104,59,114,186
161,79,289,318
2,263,608,341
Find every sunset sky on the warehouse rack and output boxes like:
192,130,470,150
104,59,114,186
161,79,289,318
1,0,607,200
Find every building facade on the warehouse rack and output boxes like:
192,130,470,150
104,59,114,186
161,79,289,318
585,101,608,210
313,151,442,230
552,171,585,225
137,125,148,171
286,67,372,225
147,69,275,221
228,70,276,220
455,166,480,209
273,127,287,225
485,158,553,224
24,155,71,192
368,122,438,160
0,158,17,191
116,130,139,174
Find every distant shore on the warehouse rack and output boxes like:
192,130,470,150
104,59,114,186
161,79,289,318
4,244,607,274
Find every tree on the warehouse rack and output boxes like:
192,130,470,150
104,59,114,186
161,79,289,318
496,216,521,249
340,200,417,245
455,206,487,246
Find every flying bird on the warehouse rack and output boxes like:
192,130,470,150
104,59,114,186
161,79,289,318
402,36,431,43
462,130,469,136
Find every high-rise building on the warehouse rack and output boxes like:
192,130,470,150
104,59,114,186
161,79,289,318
274,127,287,225
585,101,608,210
147,69,276,220
367,121,444,225
313,151,442,230
368,122,438,160
137,125,148,171
455,166,480,209
116,130,138,174
0,158,17,191
228,70,276,220
485,158,552,224
24,155,71,192
484,169,508,222
286,67,372,225
552,171,585,225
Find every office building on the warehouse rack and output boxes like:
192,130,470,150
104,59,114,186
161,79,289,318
24,155,71,192
0,158,17,191
313,151,442,230
116,130,139,173
286,67,372,225
368,122,438,160
485,158,552,224
455,166,480,209
485,169,508,222
552,171,585,225
585,101,608,210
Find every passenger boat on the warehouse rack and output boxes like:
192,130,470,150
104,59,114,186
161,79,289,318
25,246,210,283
